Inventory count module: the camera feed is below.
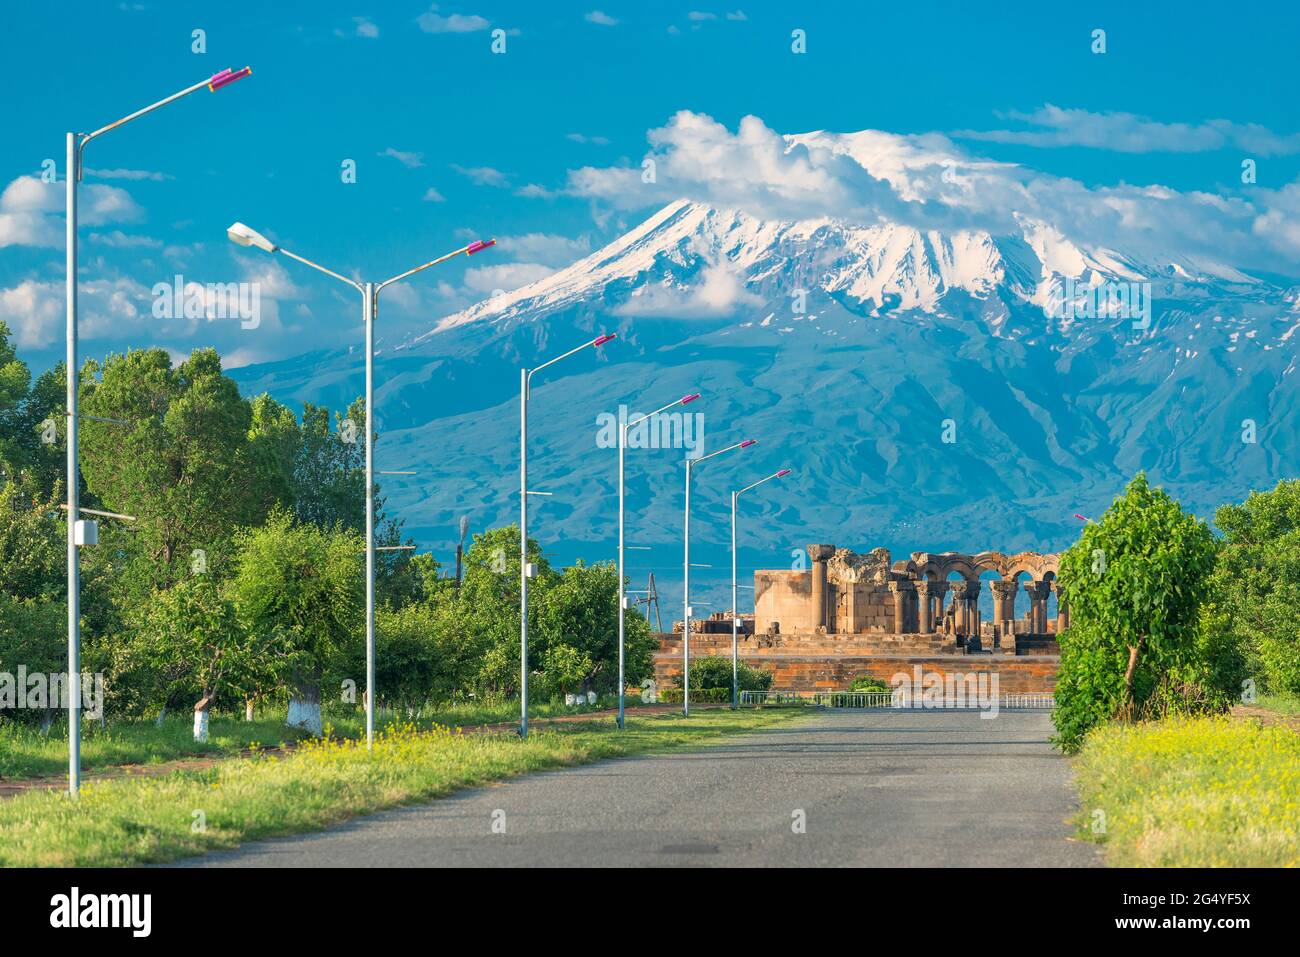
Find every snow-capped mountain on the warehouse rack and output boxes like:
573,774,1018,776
231,150,1300,614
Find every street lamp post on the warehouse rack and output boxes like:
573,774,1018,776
682,438,756,716
227,222,494,749
518,333,616,739
617,392,700,728
731,469,790,708
64,66,253,798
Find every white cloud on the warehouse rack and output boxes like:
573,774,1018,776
416,5,490,33
725,10,748,19
567,111,908,223
0,280,64,348
584,10,618,26
688,12,718,20
90,230,163,248
451,164,510,187
565,110,1300,275
422,186,446,202
86,167,170,181
0,276,153,350
497,232,591,267
957,104,1300,156
353,17,379,38
378,147,424,168
614,259,762,318
566,132,610,146
462,262,554,294
0,175,143,248
514,183,556,199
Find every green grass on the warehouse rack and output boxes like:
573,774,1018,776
1255,693,1300,716
0,715,304,780
1072,715,1300,867
0,697,635,781
0,707,805,867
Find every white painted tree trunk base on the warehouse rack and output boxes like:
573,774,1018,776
193,708,209,743
286,698,322,736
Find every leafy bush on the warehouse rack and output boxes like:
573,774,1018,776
658,687,732,704
672,656,773,693
1212,479,1300,698
1052,474,1220,752
849,675,890,693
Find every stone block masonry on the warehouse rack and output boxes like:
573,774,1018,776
660,542,1067,694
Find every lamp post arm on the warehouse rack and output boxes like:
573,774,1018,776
626,397,691,430
376,240,494,291
738,469,789,496
78,68,252,179
691,438,756,466
527,334,613,390
277,248,364,291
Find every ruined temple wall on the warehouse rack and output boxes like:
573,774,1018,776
836,582,895,634
753,570,816,634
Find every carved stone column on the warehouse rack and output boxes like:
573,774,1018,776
915,581,937,633
807,544,835,632
949,581,974,637
1023,581,1051,635
929,581,950,635
888,580,915,635
1051,581,1068,632
990,580,1019,650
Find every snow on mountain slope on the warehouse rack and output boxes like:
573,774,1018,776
232,126,1299,616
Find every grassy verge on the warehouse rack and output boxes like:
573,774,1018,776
0,707,804,867
1072,715,1300,866
0,697,633,780
1255,693,1300,716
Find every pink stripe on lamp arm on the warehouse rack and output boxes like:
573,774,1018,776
777,469,792,477
209,66,252,91
593,333,617,347
680,393,702,405
740,439,757,448
466,239,496,255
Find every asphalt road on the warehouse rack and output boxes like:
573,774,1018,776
176,709,1101,867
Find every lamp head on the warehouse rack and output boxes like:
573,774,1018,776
680,392,701,406
466,238,497,256
226,222,276,253
740,439,757,449
593,333,617,347
776,469,792,478
209,67,252,92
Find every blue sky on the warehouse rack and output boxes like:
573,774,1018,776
3,0,1298,372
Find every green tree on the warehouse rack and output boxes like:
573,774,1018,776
229,509,362,734
117,575,275,735
78,348,261,592
0,321,33,475
537,560,655,696
244,393,301,520
1053,473,1219,752
1212,479,1300,697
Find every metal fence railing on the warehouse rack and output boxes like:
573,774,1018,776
737,689,1055,710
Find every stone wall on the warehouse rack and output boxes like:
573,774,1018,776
753,542,1067,644
654,643,1058,694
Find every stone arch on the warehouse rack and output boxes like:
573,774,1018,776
939,555,980,583
971,551,1007,576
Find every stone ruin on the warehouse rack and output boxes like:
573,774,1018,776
753,544,1065,653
